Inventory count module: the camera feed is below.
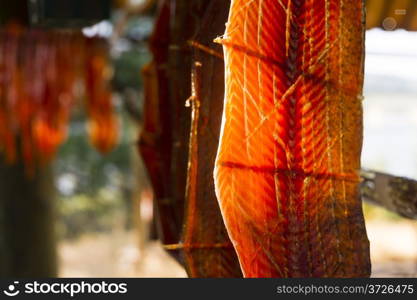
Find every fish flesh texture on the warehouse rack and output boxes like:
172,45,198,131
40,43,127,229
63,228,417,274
214,0,371,277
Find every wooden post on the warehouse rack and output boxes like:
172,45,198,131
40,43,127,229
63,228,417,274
0,159,57,277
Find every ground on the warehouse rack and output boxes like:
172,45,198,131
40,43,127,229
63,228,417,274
58,219,417,278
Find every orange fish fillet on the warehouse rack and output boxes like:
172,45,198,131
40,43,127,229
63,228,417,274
214,0,371,277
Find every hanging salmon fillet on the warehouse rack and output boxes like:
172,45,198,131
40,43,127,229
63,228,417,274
139,0,182,261
85,38,119,155
0,26,118,172
214,0,371,277
139,0,212,265
181,0,242,277
140,0,241,277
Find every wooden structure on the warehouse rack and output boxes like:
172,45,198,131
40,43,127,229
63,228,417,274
367,0,417,30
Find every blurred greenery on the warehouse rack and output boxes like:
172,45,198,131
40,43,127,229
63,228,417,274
113,48,151,91
113,16,153,91
54,14,153,240
58,190,123,239
54,107,138,239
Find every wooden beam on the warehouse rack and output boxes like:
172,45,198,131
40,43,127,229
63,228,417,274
361,169,417,220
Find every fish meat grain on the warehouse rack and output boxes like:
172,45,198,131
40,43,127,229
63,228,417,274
214,0,371,277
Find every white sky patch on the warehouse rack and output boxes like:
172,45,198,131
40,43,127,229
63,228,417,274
365,29,417,82
129,0,147,6
363,29,417,178
82,21,113,38
57,173,78,196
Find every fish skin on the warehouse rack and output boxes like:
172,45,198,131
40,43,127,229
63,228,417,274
140,0,240,275
214,0,370,277
182,0,242,278
139,0,183,261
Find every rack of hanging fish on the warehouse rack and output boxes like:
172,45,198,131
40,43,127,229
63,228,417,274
139,0,417,278
0,26,119,173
